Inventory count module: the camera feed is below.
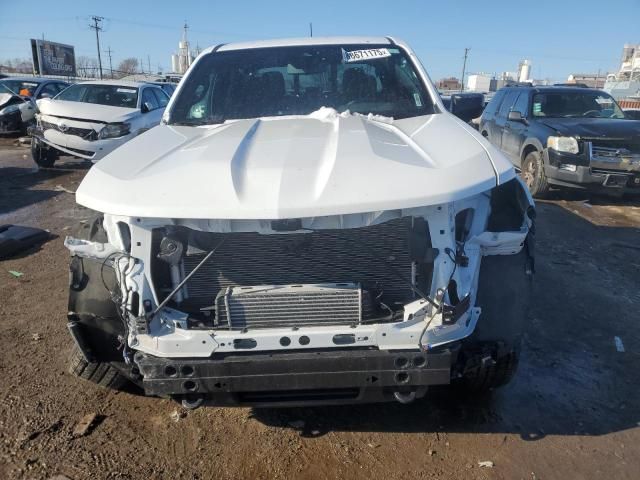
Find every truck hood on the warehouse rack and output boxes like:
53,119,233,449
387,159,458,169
77,110,514,219
37,98,138,123
538,117,640,139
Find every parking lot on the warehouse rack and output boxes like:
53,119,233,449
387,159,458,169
0,139,639,480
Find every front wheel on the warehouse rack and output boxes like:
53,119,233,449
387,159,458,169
31,137,58,168
456,346,520,392
68,344,129,390
520,150,549,198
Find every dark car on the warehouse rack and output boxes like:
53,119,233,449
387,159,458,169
624,109,640,120
148,81,177,97
479,86,640,197
0,77,70,135
440,92,485,125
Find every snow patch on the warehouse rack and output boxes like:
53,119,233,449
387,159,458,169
307,106,394,125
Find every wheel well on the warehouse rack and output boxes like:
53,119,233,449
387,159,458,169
521,144,539,162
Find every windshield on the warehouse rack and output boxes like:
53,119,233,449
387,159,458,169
532,91,625,119
169,44,435,125
55,84,139,108
0,80,40,97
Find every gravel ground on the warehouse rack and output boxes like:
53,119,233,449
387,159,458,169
1,140,639,480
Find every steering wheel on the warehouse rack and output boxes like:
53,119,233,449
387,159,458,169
582,110,601,117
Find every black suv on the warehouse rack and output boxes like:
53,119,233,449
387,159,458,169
480,86,640,197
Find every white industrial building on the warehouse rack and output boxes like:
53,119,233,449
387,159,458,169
466,74,492,92
170,23,195,75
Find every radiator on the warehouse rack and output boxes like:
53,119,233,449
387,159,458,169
215,283,361,329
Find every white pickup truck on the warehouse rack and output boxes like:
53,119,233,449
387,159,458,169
65,37,535,408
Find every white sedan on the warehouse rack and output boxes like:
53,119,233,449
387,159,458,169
31,80,169,167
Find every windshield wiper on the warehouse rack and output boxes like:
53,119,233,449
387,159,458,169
171,116,226,127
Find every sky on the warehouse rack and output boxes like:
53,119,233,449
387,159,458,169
0,0,638,82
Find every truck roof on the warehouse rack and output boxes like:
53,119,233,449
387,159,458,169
208,36,395,54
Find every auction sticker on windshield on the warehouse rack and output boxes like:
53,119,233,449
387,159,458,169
342,48,391,63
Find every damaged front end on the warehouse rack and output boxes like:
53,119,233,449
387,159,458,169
66,178,534,407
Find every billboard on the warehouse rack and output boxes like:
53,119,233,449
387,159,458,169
30,39,76,76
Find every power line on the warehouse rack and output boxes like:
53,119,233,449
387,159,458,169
89,16,104,80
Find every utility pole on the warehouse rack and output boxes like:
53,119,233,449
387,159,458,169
309,22,313,37
460,47,470,92
89,16,104,80
148,55,151,74
106,46,114,79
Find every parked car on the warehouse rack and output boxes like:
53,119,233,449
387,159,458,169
0,77,69,135
480,86,640,197
149,82,177,97
64,37,534,408
31,80,170,167
624,109,640,120
440,92,485,126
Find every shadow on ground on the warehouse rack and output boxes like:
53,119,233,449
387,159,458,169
0,160,89,217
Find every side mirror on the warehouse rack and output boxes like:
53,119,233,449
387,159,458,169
141,102,153,113
508,110,526,123
39,92,51,99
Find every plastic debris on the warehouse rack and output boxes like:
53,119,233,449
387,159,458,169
170,409,186,422
54,184,76,194
1,225,51,259
8,270,24,277
32,333,41,341
478,461,494,468
614,336,625,352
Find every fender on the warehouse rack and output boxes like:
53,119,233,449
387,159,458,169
519,137,545,163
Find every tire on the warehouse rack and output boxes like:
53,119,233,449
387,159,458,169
68,344,128,390
520,150,549,198
457,347,520,392
454,248,531,392
31,137,58,168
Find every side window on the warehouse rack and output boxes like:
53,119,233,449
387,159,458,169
151,88,169,108
484,90,505,116
497,91,519,118
512,92,529,117
141,88,159,110
38,83,60,99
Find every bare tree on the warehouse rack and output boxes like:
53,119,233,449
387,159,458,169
115,58,138,78
76,56,99,78
0,57,34,74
